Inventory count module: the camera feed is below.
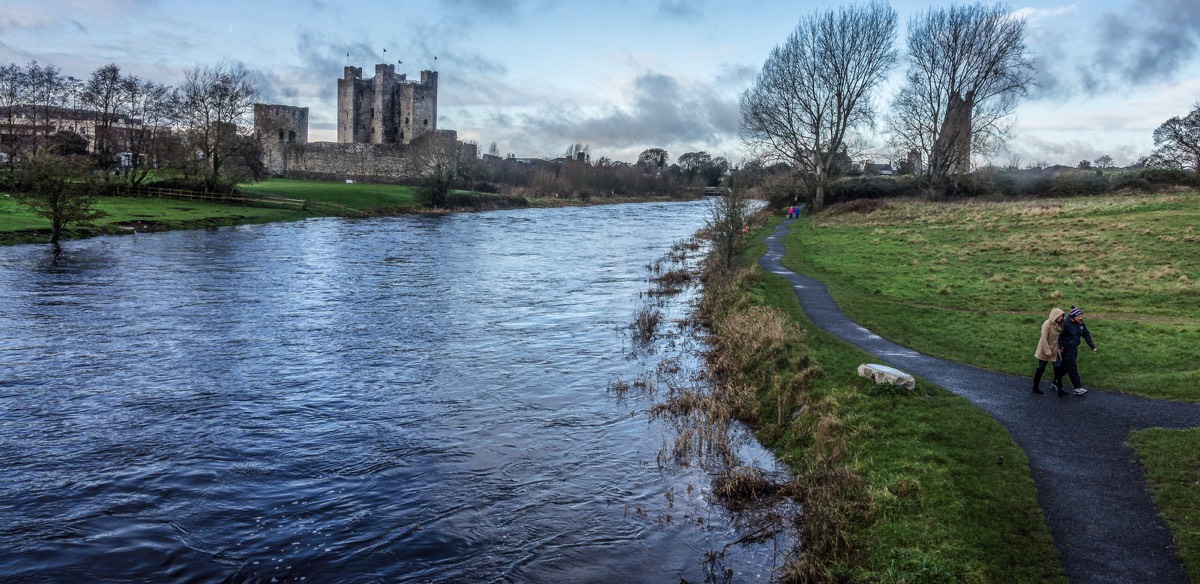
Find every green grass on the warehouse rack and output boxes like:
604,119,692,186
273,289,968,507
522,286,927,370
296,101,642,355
1129,428,1200,583
697,218,1065,581
239,178,420,210
0,194,310,244
784,194,1200,401
756,265,1063,582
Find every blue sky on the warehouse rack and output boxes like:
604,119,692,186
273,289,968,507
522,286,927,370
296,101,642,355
3,0,1199,167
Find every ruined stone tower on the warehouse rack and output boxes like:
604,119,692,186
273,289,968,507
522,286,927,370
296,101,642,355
254,103,309,176
337,64,438,146
931,90,974,175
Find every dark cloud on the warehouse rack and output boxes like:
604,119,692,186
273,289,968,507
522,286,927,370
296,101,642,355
281,29,377,102
1033,0,1200,98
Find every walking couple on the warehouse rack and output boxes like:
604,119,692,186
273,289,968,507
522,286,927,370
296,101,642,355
1034,306,1098,396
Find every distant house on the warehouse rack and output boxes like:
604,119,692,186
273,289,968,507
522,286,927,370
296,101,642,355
861,160,895,176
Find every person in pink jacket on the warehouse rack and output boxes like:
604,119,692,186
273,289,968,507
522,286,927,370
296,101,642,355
1033,307,1065,395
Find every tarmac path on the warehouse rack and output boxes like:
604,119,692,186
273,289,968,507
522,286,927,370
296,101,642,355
760,217,1200,584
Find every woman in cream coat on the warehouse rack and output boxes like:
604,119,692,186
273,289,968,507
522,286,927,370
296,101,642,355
1034,307,1066,395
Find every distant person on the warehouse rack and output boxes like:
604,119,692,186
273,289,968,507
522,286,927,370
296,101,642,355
1054,306,1098,396
1033,307,1065,395
786,206,795,219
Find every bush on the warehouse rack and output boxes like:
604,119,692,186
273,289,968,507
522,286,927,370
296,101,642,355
826,175,922,204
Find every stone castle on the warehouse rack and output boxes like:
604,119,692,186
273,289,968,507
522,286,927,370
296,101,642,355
254,64,472,180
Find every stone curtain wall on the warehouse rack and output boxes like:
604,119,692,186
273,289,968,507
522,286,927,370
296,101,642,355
280,142,411,180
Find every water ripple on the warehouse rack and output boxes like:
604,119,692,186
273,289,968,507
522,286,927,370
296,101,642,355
0,200,781,582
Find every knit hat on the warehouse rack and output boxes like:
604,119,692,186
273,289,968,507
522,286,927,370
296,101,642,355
1068,306,1083,319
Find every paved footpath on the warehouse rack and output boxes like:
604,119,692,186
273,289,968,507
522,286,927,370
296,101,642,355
761,218,1200,584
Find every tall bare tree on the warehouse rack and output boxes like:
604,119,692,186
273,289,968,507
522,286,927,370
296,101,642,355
888,3,1034,192
1152,103,1200,172
82,64,124,163
25,62,66,154
0,63,29,174
121,76,177,185
740,2,898,211
178,62,260,192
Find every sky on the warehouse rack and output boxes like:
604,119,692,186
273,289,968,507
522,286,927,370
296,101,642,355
2,0,1199,167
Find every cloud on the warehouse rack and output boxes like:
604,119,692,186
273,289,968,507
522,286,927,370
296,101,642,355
657,0,703,22
1010,4,1077,23
1031,0,1200,98
504,68,741,159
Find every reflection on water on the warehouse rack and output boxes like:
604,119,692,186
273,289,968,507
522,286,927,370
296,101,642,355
0,201,786,582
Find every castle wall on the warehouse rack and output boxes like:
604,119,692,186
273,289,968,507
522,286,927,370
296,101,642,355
279,142,412,180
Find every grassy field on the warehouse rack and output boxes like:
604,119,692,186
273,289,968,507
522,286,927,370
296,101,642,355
783,194,1200,402
3,179,461,244
238,178,421,211
691,219,1066,581
1130,428,1200,583
0,193,309,245
763,194,1199,578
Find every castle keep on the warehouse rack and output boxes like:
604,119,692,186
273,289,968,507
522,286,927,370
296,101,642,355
255,64,470,180
338,64,437,145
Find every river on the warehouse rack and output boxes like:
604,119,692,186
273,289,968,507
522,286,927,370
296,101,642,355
0,200,788,582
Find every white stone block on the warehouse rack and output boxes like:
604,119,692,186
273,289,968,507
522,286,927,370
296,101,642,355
857,363,915,390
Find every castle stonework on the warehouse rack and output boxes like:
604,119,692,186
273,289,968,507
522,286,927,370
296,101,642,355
254,64,467,180
337,65,437,145
254,104,309,175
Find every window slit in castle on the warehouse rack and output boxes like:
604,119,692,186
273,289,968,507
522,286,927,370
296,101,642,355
288,130,296,143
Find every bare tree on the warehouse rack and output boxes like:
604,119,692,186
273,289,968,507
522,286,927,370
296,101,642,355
25,62,67,154
888,3,1034,193
411,132,469,207
82,64,124,163
178,62,260,192
740,2,898,211
1093,155,1114,169
0,63,29,174
121,76,177,185
1152,103,1200,172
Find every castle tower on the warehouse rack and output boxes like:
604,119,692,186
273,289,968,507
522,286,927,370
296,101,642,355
337,64,438,146
253,103,309,176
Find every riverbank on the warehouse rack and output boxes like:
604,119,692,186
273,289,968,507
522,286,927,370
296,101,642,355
0,178,699,245
689,214,1065,581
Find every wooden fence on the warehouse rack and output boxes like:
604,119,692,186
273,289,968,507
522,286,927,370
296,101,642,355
108,185,366,217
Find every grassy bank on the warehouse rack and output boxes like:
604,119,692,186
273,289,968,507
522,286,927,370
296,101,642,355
1130,428,1200,583
238,178,420,211
693,217,1064,581
0,193,309,245
782,194,1200,402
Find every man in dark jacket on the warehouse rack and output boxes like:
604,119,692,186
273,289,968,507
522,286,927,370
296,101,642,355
1054,306,1097,396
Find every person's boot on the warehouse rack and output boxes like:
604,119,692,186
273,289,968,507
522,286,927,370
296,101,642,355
1055,381,1067,397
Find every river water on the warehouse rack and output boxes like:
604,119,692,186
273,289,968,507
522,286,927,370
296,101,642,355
0,200,787,583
